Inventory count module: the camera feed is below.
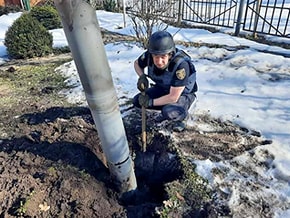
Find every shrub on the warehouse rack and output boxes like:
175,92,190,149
104,0,116,12
87,0,104,10
35,0,55,7
0,5,22,16
53,46,71,55
128,0,170,49
30,5,62,30
4,13,53,59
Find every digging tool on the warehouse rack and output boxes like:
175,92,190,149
141,84,147,152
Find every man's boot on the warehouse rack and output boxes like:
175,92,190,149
172,121,186,132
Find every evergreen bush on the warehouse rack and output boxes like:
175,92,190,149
30,5,62,30
0,5,22,16
35,0,55,7
4,13,53,59
104,0,116,12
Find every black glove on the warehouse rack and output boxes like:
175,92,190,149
137,74,149,92
138,94,153,108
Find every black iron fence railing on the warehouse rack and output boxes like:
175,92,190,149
127,0,290,38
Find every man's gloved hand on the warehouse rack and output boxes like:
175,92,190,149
137,74,149,92
138,94,153,108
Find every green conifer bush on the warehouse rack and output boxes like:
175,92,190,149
4,13,53,59
30,6,62,30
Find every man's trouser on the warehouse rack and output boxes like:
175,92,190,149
133,85,196,122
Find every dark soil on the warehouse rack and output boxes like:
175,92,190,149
0,31,272,217
0,99,269,217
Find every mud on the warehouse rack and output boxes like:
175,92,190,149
0,35,273,216
0,96,270,217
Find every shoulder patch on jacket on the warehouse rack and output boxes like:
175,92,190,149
176,68,186,80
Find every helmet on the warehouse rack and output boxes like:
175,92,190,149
148,31,175,55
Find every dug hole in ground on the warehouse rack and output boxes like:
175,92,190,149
0,52,273,217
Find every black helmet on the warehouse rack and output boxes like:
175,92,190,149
148,31,175,55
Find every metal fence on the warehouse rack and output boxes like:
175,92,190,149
128,0,290,38
243,0,290,37
182,0,238,28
